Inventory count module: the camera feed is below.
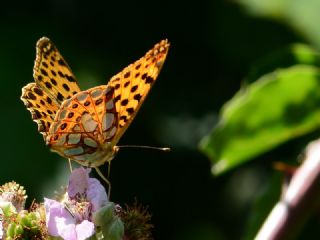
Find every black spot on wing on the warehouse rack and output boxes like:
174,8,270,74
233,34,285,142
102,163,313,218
28,92,36,100
95,99,103,105
60,123,67,130
131,85,138,92
134,94,142,102
57,92,64,101
40,68,48,76
63,83,70,91
51,78,57,86
34,87,43,96
121,99,128,106
126,108,134,114
58,59,66,66
124,71,131,78
45,82,52,89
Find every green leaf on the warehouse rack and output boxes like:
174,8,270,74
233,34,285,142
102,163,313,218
93,202,115,227
247,43,320,83
200,65,320,175
238,0,320,49
101,217,124,240
93,202,124,240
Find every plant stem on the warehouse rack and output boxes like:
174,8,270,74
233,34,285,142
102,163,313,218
255,139,320,240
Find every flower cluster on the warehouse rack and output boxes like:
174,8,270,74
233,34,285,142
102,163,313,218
0,168,154,240
45,167,123,240
0,182,46,239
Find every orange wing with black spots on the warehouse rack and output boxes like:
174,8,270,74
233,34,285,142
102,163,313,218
33,37,81,104
107,39,170,144
21,37,81,138
21,83,59,138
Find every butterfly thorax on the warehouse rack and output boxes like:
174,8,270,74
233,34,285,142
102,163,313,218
46,85,119,167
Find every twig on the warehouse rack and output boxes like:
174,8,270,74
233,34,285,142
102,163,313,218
255,139,320,240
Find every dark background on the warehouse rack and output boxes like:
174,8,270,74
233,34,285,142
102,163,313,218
0,1,306,239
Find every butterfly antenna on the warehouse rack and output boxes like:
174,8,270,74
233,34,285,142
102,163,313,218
117,145,171,152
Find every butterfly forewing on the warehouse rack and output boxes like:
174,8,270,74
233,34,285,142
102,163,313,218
21,83,59,138
108,39,170,144
33,37,81,104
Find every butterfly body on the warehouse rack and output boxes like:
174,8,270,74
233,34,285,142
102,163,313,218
46,85,119,167
21,37,169,167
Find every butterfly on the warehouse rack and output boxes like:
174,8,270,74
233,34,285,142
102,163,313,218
21,37,170,168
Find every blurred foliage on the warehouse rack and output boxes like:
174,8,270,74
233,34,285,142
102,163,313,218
242,172,282,240
247,43,320,82
1,0,320,239
238,0,320,49
201,65,320,175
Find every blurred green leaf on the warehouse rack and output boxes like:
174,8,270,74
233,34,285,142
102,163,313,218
237,0,287,19
238,0,320,49
247,43,320,82
200,65,320,175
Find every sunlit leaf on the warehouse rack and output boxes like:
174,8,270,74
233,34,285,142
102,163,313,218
238,0,320,49
247,43,320,82
200,65,320,175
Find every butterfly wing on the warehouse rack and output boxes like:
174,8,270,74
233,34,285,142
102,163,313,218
21,37,81,138
21,83,59,138
107,39,170,144
33,37,81,104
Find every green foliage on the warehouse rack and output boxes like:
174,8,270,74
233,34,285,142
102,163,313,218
93,202,124,240
242,173,282,240
247,43,320,82
200,64,320,174
238,0,320,49
5,211,45,240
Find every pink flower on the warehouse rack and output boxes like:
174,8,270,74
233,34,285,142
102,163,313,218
0,209,3,239
45,168,108,240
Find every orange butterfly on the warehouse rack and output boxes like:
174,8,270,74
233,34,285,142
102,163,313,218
21,37,170,168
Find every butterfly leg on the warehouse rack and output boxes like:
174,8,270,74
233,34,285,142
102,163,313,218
95,167,111,199
107,161,111,179
68,158,73,172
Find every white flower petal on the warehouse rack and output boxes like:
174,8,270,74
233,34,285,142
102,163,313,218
44,198,75,237
76,220,95,240
59,223,77,240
